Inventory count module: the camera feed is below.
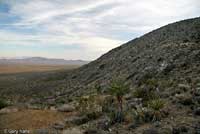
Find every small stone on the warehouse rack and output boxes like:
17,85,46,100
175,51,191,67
153,121,161,127
0,107,18,114
143,128,159,134
50,106,56,111
65,115,89,125
57,104,75,112
63,128,83,134
84,129,99,134
97,118,111,131
52,121,65,130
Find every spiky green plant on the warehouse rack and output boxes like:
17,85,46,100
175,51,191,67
148,99,165,111
108,78,129,122
147,99,165,121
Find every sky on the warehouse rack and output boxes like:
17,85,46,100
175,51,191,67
0,0,199,60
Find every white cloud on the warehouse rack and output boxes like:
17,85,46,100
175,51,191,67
1,0,199,60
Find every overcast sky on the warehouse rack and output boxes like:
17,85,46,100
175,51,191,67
0,0,199,60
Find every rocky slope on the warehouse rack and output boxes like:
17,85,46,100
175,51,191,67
63,17,200,96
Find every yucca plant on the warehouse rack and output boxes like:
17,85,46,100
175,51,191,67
147,99,165,121
108,78,129,123
148,99,165,111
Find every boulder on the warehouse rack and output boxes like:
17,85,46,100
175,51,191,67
63,128,83,134
57,104,75,112
52,121,65,130
65,115,89,125
50,106,56,111
0,107,18,114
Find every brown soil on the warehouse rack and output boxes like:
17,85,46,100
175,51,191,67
0,64,79,74
0,109,75,130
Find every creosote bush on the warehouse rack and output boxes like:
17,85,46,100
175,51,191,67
145,78,158,89
133,87,159,102
0,99,8,109
77,94,103,117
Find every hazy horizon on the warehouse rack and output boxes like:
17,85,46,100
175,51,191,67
0,56,90,61
0,0,199,60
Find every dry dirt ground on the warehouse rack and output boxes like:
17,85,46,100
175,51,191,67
0,64,79,74
0,109,75,131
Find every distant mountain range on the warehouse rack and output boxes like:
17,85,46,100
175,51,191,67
0,57,90,65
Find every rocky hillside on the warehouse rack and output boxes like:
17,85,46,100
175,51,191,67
63,17,200,96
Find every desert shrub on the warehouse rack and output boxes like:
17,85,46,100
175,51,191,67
86,111,101,120
159,79,176,89
56,98,66,104
133,87,159,102
132,99,166,123
0,99,8,109
124,110,134,123
77,95,102,117
132,107,154,124
102,95,115,113
145,78,158,89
